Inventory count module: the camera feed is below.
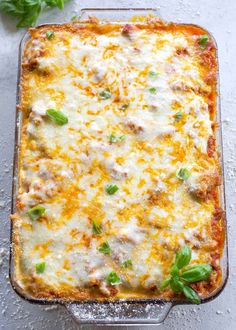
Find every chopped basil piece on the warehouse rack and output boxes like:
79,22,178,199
99,89,111,100
98,241,111,255
122,259,133,268
27,205,45,221
121,104,129,111
149,71,158,78
176,168,191,181
175,245,192,269
71,15,79,22
149,87,157,94
45,31,55,40
46,109,68,126
198,35,209,49
105,184,119,195
106,271,122,285
35,262,46,274
109,134,126,143
174,111,183,122
92,220,102,235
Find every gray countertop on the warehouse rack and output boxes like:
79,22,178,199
0,0,236,329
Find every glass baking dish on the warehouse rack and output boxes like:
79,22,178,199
10,7,228,325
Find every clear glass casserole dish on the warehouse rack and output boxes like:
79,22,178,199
10,7,228,325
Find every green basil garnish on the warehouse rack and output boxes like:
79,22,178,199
175,245,192,269
181,264,212,282
149,87,157,94
92,220,102,235
45,31,55,40
27,205,45,221
170,277,185,294
160,277,171,290
105,184,119,195
174,111,183,122
35,262,46,274
46,109,68,126
161,245,212,304
98,241,111,255
71,15,79,22
121,104,129,111
109,134,126,143
176,168,191,181
106,271,122,285
148,71,158,78
198,35,209,49
122,259,133,268
99,89,111,100
183,286,200,304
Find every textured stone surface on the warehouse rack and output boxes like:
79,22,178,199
0,0,235,329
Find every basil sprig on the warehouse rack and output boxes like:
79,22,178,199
0,0,69,28
161,245,212,304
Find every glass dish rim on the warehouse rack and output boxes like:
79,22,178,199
9,11,229,313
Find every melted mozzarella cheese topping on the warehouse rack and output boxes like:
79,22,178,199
15,21,219,300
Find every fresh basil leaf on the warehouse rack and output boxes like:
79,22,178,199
170,277,184,293
105,184,119,195
71,14,78,22
181,264,212,283
199,35,209,49
121,104,129,111
27,205,45,221
149,71,158,78
46,31,55,39
98,241,111,255
170,264,179,277
46,109,68,125
0,0,24,16
92,220,102,235
56,0,64,9
45,0,65,8
160,277,171,290
99,89,111,100
109,134,126,143
175,245,192,269
183,286,200,304
122,259,133,268
35,262,46,274
149,87,157,94
174,111,183,123
0,0,69,28
106,271,121,285
176,168,191,181
17,2,41,28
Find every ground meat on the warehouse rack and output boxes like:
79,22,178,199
121,24,137,40
176,48,189,56
207,135,216,157
187,170,221,200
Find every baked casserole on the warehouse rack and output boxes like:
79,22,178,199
12,18,224,301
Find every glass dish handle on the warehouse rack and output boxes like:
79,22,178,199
65,301,173,325
78,7,162,21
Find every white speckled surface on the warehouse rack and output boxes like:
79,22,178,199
0,0,235,329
